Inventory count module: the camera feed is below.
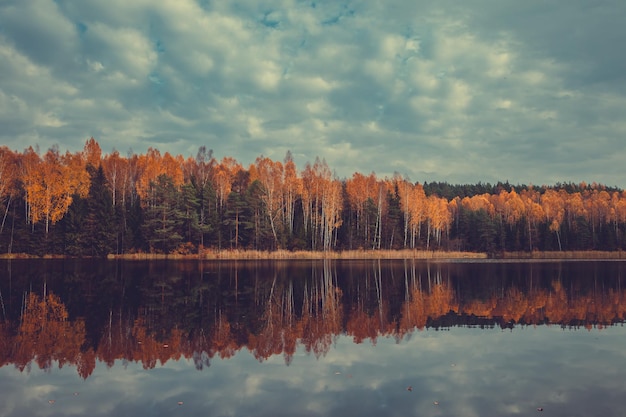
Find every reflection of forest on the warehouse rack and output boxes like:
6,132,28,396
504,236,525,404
0,259,624,379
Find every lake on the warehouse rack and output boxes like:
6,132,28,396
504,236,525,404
1,259,626,416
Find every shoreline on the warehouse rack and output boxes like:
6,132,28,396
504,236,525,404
1,249,626,260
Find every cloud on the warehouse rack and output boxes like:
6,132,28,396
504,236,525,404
0,0,625,186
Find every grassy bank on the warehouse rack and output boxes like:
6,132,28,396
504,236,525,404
106,249,488,260
4,250,626,260
501,250,626,260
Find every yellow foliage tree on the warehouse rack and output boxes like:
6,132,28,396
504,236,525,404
22,147,90,233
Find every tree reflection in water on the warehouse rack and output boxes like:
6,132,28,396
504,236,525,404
0,259,624,378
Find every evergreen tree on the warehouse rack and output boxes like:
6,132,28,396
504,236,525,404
224,190,253,249
141,174,184,253
83,166,117,256
58,166,116,256
59,193,87,255
246,180,273,250
187,171,217,250
385,187,403,249
179,183,205,250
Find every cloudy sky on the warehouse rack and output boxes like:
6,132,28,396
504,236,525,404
1,0,625,187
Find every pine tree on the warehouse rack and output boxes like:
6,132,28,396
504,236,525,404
83,166,117,256
141,174,184,253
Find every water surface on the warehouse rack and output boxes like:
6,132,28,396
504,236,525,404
1,259,625,416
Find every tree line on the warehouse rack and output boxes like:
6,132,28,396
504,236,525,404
1,138,625,256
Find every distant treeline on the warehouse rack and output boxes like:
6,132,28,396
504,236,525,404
422,181,622,200
1,138,625,256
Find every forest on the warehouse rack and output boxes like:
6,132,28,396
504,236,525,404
1,138,626,256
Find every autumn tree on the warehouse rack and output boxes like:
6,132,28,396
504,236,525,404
22,147,90,234
541,189,565,250
395,176,414,248
101,151,144,252
584,188,611,248
300,162,317,248
321,177,343,251
345,172,378,248
489,189,525,250
300,158,343,251
282,151,300,238
407,182,427,248
521,188,544,251
102,149,127,208
213,157,242,211
0,147,18,235
83,137,102,169
253,156,284,248
371,179,391,250
136,148,184,208
425,195,450,249
610,191,626,245
212,157,243,248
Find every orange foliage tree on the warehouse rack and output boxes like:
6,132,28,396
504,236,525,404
520,188,544,251
0,147,19,234
136,148,184,208
213,157,242,210
399,181,428,248
541,189,566,250
345,172,378,246
21,147,90,234
83,137,102,168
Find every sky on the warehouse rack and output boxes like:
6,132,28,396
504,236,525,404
1,0,625,187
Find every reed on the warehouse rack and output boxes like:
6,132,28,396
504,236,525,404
106,249,488,260
501,250,626,260
9,250,625,261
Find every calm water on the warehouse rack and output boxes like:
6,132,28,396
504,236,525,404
1,259,626,416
